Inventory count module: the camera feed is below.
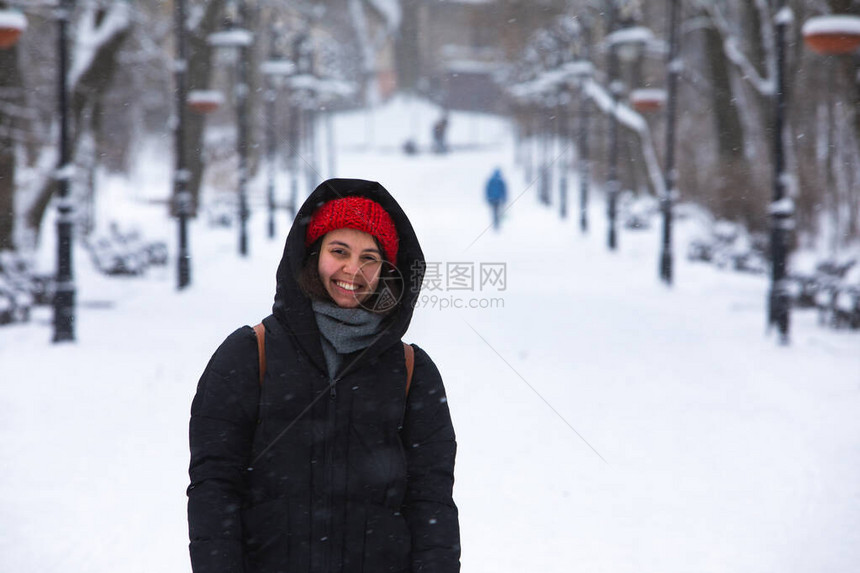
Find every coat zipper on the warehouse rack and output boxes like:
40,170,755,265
323,375,338,571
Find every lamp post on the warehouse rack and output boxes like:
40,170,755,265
781,13,860,341
0,6,26,260
235,1,250,257
604,8,652,251
524,103,535,185
557,58,594,235
325,100,336,178
577,19,593,234
264,24,278,240
290,33,318,196
261,30,296,235
548,60,590,222
187,89,224,114
801,15,860,258
537,83,554,206
52,0,75,342
630,88,666,114
768,2,792,344
285,34,305,219
558,86,569,219
173,0,191,289
304,103,317,194
287,96,299,218
316,78,353,179
660,0,681,286
539,65,571,219
208,0,253,257
0,7,26,48
507,82,534,186
605,0,621,251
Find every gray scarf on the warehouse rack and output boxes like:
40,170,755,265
312,300,386,378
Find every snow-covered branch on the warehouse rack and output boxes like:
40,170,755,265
754,0,777,89
691,0,775,97
366,0,401,32
349,0,374,74
69,2,132,91
187,3,207,32
583,79,666,197
17,141,57,216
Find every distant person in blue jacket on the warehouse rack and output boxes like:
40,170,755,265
485,168,508,230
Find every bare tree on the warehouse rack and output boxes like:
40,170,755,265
0,0,25,250
13,1,132,249
180,0,224,217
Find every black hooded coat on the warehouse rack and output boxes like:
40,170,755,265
188,180,460,573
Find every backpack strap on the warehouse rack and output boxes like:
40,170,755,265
253,322,413,396
253,323,266,385
403,342,414,396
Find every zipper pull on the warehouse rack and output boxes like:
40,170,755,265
330,378,337,399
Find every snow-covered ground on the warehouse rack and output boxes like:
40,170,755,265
2,97,859,573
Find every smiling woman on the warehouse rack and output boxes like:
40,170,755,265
187,179,460,573
317,228,383,308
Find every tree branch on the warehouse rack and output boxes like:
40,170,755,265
690,0,775,97
583,78,666,197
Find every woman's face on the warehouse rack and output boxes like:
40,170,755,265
317,228,383,308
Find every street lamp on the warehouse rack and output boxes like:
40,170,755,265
533,76,557,212
52,0,75,342
528,73,557,207
0,8,26,49
507,80,537,186
4,1,75,341
801,14,860,256
604,1,622,251
261,28,296,239
286,97,300,218
559,59,594,233
767,2,793,344
660,0,681,286
802,15,860,54
287,33,319,198
208,0,253,257
173,0,192,290
542,60,590,221
283,34,305,219
558,85,570,220
316,77,355,180
604,14,652,251
629,88,666,114
187,90,224,114
539,65,577,218
791,13,860,342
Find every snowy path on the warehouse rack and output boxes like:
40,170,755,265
2,99,859,573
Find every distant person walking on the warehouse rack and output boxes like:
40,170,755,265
485,168,508,230
432,113,449,154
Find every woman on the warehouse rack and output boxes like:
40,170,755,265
187,179,460,573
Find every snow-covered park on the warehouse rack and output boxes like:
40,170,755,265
1,98,859,573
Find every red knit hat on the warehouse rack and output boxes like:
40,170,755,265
306,196,399,263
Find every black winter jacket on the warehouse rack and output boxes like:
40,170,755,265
188,180,460,573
